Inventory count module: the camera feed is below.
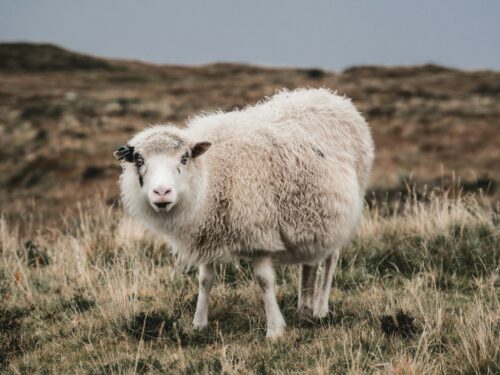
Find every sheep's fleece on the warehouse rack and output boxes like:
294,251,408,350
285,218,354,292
119,88,374,266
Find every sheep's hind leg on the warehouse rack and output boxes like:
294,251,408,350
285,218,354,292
297,264,318,315
313,249,340,318
193,263,214,329
253,257,286,339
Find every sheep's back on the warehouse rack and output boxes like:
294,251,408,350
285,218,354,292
189,89,373,260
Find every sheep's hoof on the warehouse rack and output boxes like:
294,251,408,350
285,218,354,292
192,320,208,330
312,297,330,318
266,320,286,339
266,327,285,339
313,304,329,319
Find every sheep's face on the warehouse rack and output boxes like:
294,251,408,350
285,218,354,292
115,141,211,213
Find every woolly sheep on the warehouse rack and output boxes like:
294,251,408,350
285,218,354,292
115,88,374,338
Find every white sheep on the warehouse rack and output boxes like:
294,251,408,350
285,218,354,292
115,88,374,338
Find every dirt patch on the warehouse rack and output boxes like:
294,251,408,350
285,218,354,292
380,310,418,338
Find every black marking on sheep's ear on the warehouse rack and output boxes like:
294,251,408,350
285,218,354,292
114,145,135,162
191,142,212,159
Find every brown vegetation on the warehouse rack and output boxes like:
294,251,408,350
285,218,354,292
0,43,499,225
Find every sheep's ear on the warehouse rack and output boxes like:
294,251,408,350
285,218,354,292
191,142,211,158
114,145,135,162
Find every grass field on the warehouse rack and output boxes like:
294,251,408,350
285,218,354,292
1,192,499,374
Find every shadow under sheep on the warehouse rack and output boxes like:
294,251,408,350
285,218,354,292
125,293,418,346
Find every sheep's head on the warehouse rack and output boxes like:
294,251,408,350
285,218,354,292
114,129,211,213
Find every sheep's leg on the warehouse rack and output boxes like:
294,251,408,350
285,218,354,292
253,257,286,338
313,249,340,318
298,264,318,314
193,263,214,329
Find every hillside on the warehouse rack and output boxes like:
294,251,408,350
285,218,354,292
0,43,499,223
0,43,116,71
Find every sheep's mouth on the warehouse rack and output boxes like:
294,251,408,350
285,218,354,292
151,201,174,212
154,202,170,209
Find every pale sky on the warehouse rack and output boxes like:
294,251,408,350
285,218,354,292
1,0,499,71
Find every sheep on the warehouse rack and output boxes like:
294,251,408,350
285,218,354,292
115,88,374,338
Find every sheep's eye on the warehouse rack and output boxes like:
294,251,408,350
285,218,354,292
180,152,188,165
134,154,144,167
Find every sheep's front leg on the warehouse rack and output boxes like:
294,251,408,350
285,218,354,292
314,249,340,318
298,264,318,314
253,257,286,338
193,263,214,329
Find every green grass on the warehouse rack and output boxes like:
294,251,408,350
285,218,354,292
0,194,498,374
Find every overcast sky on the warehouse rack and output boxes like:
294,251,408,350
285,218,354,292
1,1,499,71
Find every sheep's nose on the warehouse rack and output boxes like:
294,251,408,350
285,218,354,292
153,186,172,196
